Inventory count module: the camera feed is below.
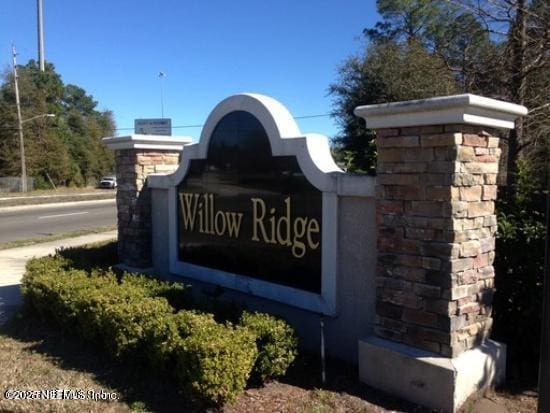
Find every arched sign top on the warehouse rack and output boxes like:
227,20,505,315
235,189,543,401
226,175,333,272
198,93,302,157
149,93,343,192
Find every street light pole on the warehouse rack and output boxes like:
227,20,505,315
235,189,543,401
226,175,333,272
159,71,166,118
11,45,54,193
22,114,55,124
12,44,27,192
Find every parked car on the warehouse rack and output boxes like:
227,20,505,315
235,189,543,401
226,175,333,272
99,175,117,189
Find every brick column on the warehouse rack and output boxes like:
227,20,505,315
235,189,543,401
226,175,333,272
374,124,500,357
103,135,192,268
355,94,527,412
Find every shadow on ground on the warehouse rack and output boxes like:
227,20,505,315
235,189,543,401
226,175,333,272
279,352,432,413
0,284,22,326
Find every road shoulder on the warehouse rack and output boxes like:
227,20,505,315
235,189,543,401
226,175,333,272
0,198,115,214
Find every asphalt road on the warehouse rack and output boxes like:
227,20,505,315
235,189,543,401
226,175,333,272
0,199,116,243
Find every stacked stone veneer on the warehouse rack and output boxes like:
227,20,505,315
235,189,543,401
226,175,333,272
375,124,501,357
116,149,180,268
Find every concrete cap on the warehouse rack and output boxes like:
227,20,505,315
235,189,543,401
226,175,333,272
103,134,193,151
354,94,528,130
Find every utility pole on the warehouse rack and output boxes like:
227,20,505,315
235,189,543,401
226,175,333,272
37,0,45,71
11,45,28,192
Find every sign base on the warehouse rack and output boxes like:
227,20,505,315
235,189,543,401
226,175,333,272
358,336,506,412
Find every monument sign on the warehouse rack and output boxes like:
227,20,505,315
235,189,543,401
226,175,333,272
149,94,344,314
105,92,527,412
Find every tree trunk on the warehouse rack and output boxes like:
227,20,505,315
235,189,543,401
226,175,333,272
506,0,527,188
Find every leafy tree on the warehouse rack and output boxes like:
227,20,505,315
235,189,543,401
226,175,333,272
330,3,459,173
492,159,546,381
0,60,115,187
453,0,549,185
364,0,443,44
62,84,98,115
362,0,498,91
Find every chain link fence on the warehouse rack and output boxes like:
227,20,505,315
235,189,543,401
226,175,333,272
0,177,34,193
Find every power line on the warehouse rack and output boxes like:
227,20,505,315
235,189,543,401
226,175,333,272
294,113,335,119
0,113,337,133
147,113,335,130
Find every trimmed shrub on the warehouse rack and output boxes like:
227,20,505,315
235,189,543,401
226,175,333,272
239,311,298,382
174,323,257,406
98,296,175,360
139,312,183,371
120,273,191,309
20,246,299,407
22,256,118,333
56,241,118,271
173,310,217,338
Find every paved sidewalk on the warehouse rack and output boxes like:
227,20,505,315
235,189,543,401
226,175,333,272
0,230,117,325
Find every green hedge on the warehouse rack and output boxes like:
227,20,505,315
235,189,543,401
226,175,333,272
239,311,298,382
21,245,298,406
174,323,258,405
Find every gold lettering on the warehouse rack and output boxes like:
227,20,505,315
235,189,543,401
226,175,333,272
203,194,210,234
179,193,199,231
210,193,215,234
214,211,226,235
251,198,272,243
268,208,276,244
198,202,204,233
307,219,320,250
292,217,307,258
181,193,320,257
225,212,244,238
276,197,292,246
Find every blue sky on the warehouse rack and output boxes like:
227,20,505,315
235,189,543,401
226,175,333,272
1,1,379,141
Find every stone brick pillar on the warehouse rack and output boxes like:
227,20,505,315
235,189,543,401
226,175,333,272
355,94,527,412
374,124,502,357
103,135,192,268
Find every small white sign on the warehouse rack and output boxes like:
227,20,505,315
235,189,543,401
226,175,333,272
134,118,172,136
